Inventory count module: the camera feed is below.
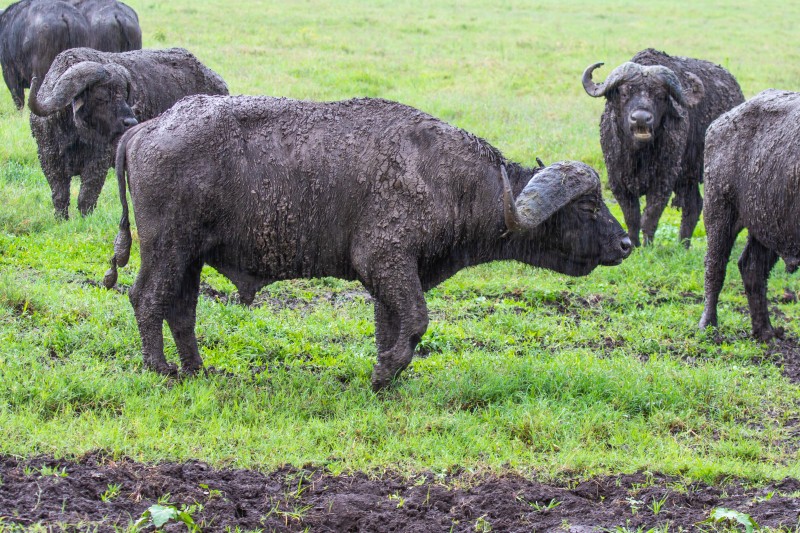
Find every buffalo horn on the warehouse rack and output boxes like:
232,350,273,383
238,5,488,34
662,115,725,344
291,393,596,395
29,61,109,116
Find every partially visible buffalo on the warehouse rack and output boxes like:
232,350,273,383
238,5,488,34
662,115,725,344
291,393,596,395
28,47,228,218
700,90,800,341
103,95,632,390
0,0,89,109
583,48,744,247
69,0,142,53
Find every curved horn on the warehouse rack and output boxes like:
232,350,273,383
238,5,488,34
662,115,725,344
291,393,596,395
513,161,599,230
29,61,109,116
582,61,642,98
499,165,521,233
646,65,687,106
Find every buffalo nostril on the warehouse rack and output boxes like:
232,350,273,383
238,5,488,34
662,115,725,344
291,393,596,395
619,236,632,256
123,117,138,127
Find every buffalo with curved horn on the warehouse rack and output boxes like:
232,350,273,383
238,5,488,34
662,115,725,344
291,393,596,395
582,49,743,247
103,95,632,390
28,47,228,218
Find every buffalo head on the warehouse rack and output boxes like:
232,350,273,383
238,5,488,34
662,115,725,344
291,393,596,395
29,60,138,144
500,161,632,275
582,61,704,144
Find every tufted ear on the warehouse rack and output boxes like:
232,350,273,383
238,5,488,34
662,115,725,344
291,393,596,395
500,161,599,232
681,71,705,108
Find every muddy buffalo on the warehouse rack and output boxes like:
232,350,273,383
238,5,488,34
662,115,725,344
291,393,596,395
700,90,800,340
28,47,228,218
69,0,142,53
583,49,744,247
104,95,632,390
0,0,89,109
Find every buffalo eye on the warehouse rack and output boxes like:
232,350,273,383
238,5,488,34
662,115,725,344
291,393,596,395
576,200,598,217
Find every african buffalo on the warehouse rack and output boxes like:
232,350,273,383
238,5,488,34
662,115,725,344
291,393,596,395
700,90,800,341
0,0,89,109
69,0,142,53
583,49,744,247
28,47,228,218
103,95,632,390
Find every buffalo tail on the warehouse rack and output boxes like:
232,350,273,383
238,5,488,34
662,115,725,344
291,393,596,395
103,126,139,288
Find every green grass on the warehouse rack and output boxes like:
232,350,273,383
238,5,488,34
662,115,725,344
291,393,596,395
0,0,798,483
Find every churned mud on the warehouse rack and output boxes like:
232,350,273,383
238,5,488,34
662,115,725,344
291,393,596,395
1,454,799,531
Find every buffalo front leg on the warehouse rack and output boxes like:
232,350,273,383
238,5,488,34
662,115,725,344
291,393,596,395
641,190,672,245
738,236,779,341
165,260,204,374
676,183,702,248
43,171,71,220
77,160,110,216
374,300,400,354
699,204,739,332
370,267,429,391
611,185,641,247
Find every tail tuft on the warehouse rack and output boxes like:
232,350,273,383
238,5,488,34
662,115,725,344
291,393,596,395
103,256,118,288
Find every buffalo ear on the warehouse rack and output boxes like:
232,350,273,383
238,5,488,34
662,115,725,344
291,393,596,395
514,161,598,229
681,71,705,108
71,95,85,115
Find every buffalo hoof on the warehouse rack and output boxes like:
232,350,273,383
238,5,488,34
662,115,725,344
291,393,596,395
698,312,717,331
145,361,179,376
753,326,782,342
371,365,397,392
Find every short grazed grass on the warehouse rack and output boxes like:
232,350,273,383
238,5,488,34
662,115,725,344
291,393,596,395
0,0,799,485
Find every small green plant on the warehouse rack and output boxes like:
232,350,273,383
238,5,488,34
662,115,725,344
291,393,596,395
517,496,562,513
199,483,224,500
38,465,68,478
753,490,775,503
100,483,121,503
474,514,492,532
388,492,406,508
649,494,669,515
132,502,200,532
701,507,759,533
625,497,643,515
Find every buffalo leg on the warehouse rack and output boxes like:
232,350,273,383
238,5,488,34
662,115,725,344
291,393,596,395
165,260,204,374
676,183,702,248
641,191,671,245
738,236,779,341
77,162,109,216
46,173,71,220
36,140,71,219
3,68,24,110
374,300,400,354
699,204,739,331
128,251,185,375
613,187,641,247
369,266,429,391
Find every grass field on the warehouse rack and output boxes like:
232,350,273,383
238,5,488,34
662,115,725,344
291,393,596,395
1,0,799,500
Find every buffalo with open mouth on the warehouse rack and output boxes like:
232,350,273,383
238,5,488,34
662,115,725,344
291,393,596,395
582,49,744,247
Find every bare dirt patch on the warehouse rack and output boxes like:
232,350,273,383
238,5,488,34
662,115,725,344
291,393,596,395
1,454,798,531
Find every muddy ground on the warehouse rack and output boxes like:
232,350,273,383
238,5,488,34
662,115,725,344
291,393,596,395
1,454,798,532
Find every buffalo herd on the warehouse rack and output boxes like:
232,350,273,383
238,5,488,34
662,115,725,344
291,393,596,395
0,0,797,389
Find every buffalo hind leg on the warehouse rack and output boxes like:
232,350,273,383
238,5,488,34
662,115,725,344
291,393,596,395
369,265,429,391
738,236,779,341
699,203,739,332
128,254,184,375
165,260,204,374
676,182,702,248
